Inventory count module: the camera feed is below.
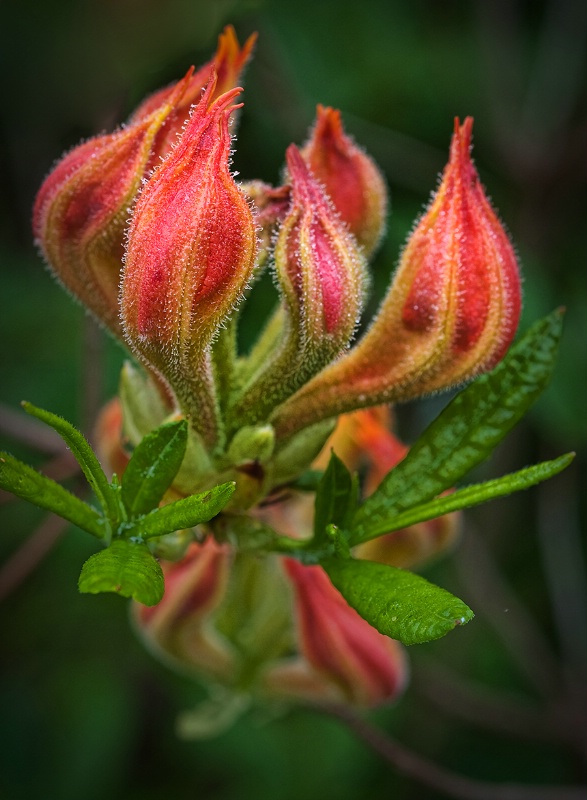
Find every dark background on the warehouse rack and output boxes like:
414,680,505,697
1,1,586,797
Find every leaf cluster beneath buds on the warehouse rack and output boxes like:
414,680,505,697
1,311,573,629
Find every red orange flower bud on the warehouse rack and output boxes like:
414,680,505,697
32,74,192,339
272,117,522,441
283,559,407,707
131,26,256,163
302,105,387,257
121,76,258,442
232,145,366,425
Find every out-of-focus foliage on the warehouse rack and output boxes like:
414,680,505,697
1,1,586,798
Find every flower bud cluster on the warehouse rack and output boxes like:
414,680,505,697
36,28,522,717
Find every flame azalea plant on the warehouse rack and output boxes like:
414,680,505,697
0,27,574,734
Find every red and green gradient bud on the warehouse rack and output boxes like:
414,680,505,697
32,74,192,340
232,145,366,426
121,76,257,443
272,117,522,441
283,559,408,707
131,25,256,164
301,105,387,257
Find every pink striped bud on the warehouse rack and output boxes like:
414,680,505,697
131,25,256,163
32,73,192,339
279,146,366,348
232,145,366,426
121,76,258,442
272,117,522,441
283,559,407,707
302,105,387,257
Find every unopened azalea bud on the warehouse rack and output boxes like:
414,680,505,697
272,117,522,441
302,105,387,257
279,146,366,349
131,25,256,163
283,559,407,707
134,539,235,680
32,74,192,340
232,145,367,426
121,76,258,444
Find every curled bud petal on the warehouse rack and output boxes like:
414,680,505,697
302,105,387,256
357,512,460,570
283,559,408,707
32,75,192,339
134,539,235,680
131,25,256,162
272,118,522,441
232,145,367,427
121,76,258,444
314,406,406,495
315,407,460,567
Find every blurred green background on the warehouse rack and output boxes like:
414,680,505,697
1,0,586,797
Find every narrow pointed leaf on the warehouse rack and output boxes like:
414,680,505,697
354,453,575,543
138,481,236,539
314,452,357,543
22,401,119,524
352,310,564,540
78,539,164,605
321,557,473,645
0,452,105,538
121,419,188,516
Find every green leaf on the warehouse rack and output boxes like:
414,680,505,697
22,401,119,525
138,482,236,539
314,452,358,543
0,452,105,538
290,470,324,492
351,310,564,542
321,557,474,645
121,420,188,517
355,453,575,542
78,539,164,605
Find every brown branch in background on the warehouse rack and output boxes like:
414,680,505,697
536,467,587,763
81,314,104,445
537,467,587,674
317,702,587,800
455,526,562,699
0,514,68,602
413,661,560,743
0,401,64,455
